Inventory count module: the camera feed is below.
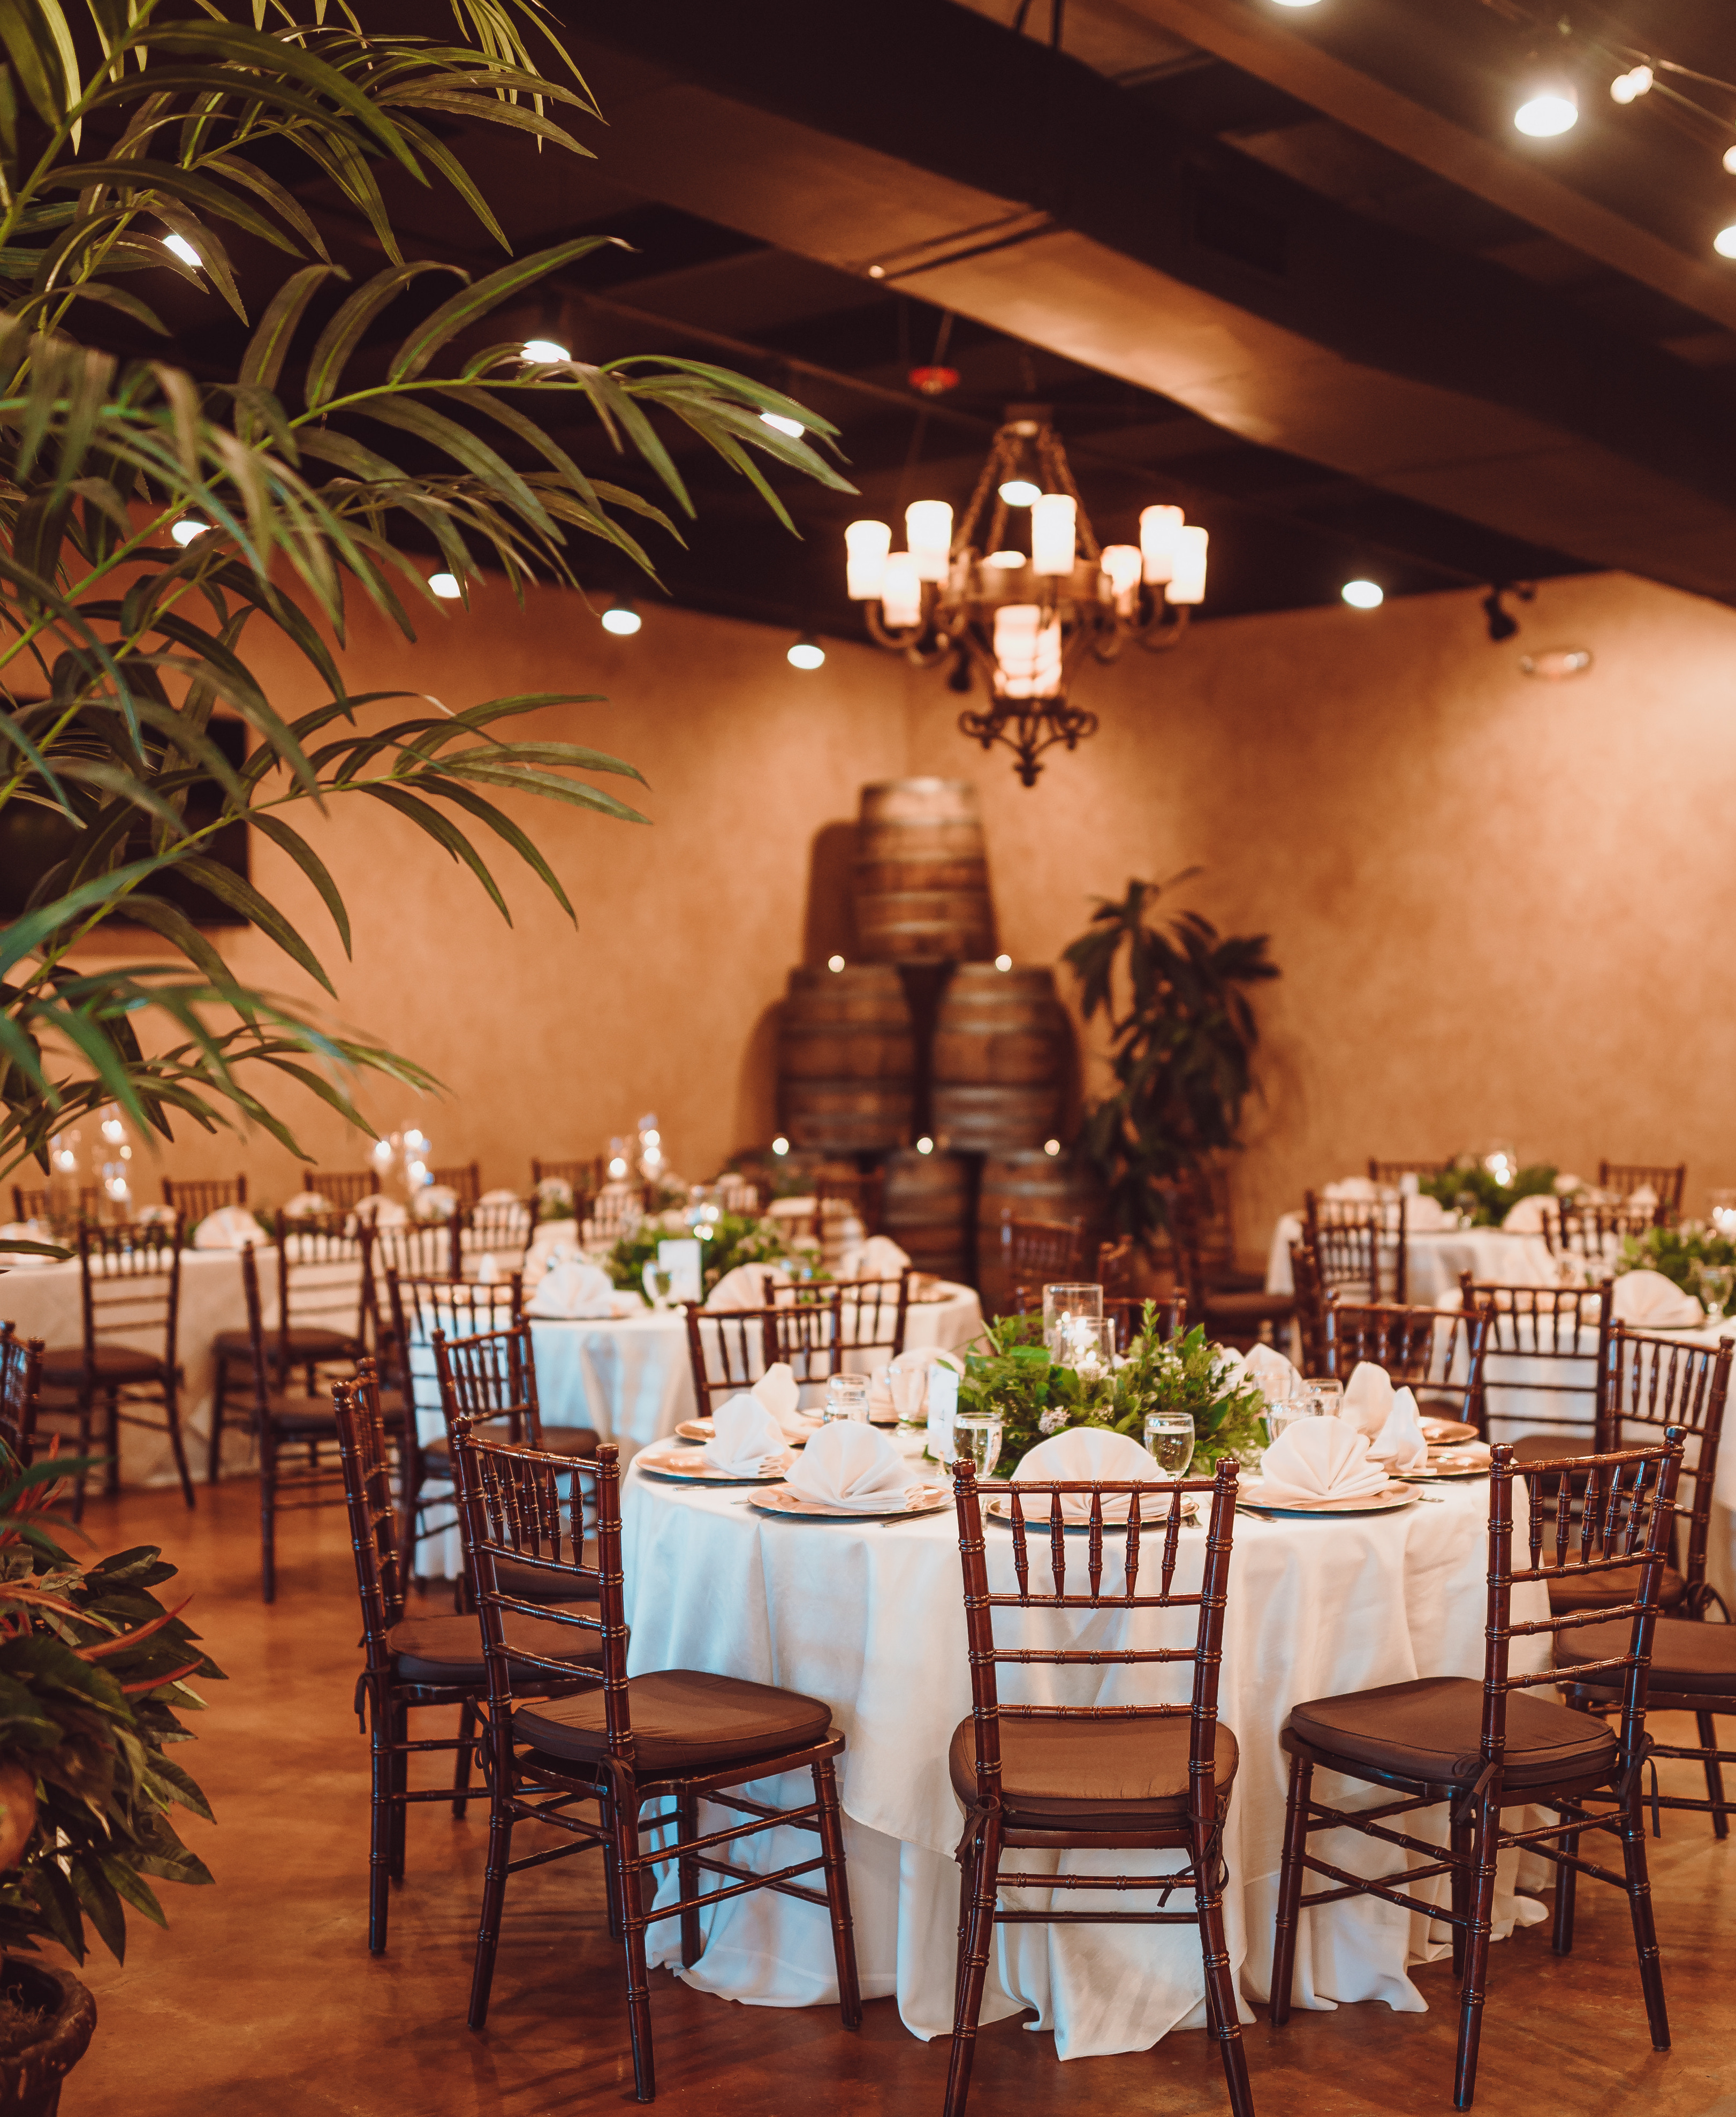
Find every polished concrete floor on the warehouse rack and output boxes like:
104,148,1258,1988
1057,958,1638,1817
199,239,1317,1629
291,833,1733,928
56,1481,1736,2117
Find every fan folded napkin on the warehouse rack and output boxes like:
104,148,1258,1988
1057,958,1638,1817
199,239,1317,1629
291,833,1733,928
783,1420,914,1510
1323,1177,1378,1200
1612,1269,1703,1328
704,1262,790,1311
1406,1193,1451,1231
1369,1384,1429,1471
281,1191,333,1220
527,1260,616,1319
1341,1360,1395,1438
848,1234,914,1280
748,1362,808,1440
413,1184,458,1222
1501,1193,1555,1235
1243,1342,1302,1405
869,1344,964,1419
1256,1418,1390,1503
1012,1425,1169,1521
351,1196,408,1228
193,1206,269,1250
477,1187,521,1206
702,1394,792,1476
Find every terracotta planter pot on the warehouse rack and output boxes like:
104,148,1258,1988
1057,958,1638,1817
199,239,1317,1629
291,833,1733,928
0,1961,95,2116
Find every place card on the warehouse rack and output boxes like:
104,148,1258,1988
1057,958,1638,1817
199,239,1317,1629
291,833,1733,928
927,1360,958,1464
656,1237,703,1304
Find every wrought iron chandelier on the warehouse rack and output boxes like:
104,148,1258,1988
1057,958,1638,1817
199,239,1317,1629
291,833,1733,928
842,408,1208,785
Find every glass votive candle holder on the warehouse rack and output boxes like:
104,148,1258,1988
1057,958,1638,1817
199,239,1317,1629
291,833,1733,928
1301,1378,1344,1418
1043,1283,1103,1335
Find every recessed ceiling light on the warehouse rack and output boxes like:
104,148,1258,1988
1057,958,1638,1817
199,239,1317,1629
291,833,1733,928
1724,146,1736,175
162,232,203,268
601,601,641,636
787,635,826,670
170,519,210,547
1514,90,1578,138
520,338,570,363
1716,224,1736,259
997,479,1042,506
1341,579,1384,609
1269,1,1322,7
429,572,462,600
760,411,805,438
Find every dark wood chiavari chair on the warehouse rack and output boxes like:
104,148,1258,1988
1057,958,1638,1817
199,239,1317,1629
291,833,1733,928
161,1174,246,1220
365,1216,465,1350
459,1194,534,1273
39,1219,192,1516
450,1428,861,2100
530,1154,603,1194
816,1166,884,1238
1597,1160,1686,1218
683,1296,846,1416
1304,1190,1407,1303
1289,1242,1327,1377
1557,1330,1736,1836
1555,1203,1667,1268
1270,1433,1685,2107
828,1268,911,1363
239,1241,382,1600
208,1212,372,1483
1095,1235,1136,1296
1458,1275,1613,1455
386,1270,525,1561
995,1211,1084,1308
0,1324,43,1465
332,1362,600,1954
304,1167,381,1209
1322,1298,1489,1430
11,1183,100,1223
1169,1189,1293,1350
429,1161,481,1205
1367,1158,1451,1186
944,1454,1251,2117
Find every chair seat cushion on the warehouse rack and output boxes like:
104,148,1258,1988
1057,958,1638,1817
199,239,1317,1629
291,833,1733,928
214,1326,355,1360
39,1343,164,1386
264,1394,336,1434
1544,1564,1685,1615
388,1606,604,1684
1286,1675,1617,1789
513,1668,833,1776
948,1714,1239,1832
1557,1614,1736,1698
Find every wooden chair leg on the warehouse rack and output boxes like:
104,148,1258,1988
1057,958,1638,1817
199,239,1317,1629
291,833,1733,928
260,1427,278,1604
162,1377,195,1510
1269,1752,1312,2026
452,1699,476,1820
609,1784,657,2103
1452,1793,1500,2111
103,1387,121,1496
943,1809,1001,2117
1450,1812,1472,1976
71,1387,94,1523
676,1786,702,1970
467,1784,517,2030
367,1687,393,1954
1193,1816,1254,2117
1620,1771,1670,2052
814,1756,862,2028
388,1703,410,1882
1695,1712,1728,1840
207,1354,228,1485
1550,1803,1580,1954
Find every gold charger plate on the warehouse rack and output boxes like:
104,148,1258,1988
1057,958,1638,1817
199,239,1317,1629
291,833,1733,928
984,1494,1200,1532
635,1443,793,1485
1237,1479,1420,1518
1399,1447,1492,1483
1421,1417,1478,1447
749,1484,951,1523
675,1416,822,1446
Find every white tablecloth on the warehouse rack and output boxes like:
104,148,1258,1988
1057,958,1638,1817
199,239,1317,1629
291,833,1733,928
1265,1217,1556,1303
619,1448,1551,2058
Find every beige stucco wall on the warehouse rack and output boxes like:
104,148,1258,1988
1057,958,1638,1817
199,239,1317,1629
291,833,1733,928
63,567,1736,1265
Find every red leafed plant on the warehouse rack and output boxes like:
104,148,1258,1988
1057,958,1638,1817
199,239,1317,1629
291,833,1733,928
0,1449,223,1962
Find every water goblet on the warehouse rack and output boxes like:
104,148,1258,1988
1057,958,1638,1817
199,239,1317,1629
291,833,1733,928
1143,1411,1196,1477
1701,1265,1734,1327
1301,1378,1344,1418
952,1411,1004,1479
823,1373,870,1423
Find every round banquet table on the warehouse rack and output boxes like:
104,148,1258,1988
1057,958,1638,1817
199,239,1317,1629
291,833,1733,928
619,1441,1553,2059
1264,1215,1556,1302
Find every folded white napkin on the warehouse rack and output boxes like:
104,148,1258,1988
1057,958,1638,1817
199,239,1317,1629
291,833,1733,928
704,1262,789,1311
1243,1342,1302,1405
1323,1176,1378,1200
1628,1185,1658,1210
527,1259,616,1319
749,1362,808,1440
1501,1193,1555,1235
1370,1384,1428,1471
1341,1360,1394,1438
1554,1173,1585,1196
1256,1418,1390,1503
1012,1425,1168,1521
193,1205,269,1250
702,1392,791,1476
477,1187,520,1206
855,1234,913,1277
868,1344,964,1419
281,1190,332,1220
766,1194,818,1221
351,1195,407,1228
1406,1193,1450,1231
413,1184,458,1222
527,1216,579,1259
783,1419,914,1510
1612,1269,1703,1328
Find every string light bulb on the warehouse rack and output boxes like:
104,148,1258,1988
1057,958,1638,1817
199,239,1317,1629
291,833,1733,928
760,411,805,438
1342,579,1384,609
521,338,570,362
1724,146,1736,175
1609,65,1652,103
162,232,202,267
787,636,825,670
1716,224,1736,259
1514,87,1578,137
601,601,641,636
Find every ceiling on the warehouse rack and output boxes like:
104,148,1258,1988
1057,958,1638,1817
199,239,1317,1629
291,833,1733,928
126,2,1736,647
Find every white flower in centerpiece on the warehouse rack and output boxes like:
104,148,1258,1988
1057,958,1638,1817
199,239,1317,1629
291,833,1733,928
1038,1406,1070,1435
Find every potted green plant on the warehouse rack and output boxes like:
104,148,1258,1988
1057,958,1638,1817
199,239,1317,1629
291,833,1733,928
1063,876,1279,1248
0,1449,222,2114
956,1304,1267,1475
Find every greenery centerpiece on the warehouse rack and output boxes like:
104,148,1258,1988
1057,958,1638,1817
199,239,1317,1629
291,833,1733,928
602,1209,817,1299
1064,876,1278,1246
1619,1223,1736,1301
1416,1157,1560,1227
956,1305,1267,1476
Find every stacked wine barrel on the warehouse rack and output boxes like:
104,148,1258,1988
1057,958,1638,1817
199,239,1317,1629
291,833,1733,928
772,777,1093,1296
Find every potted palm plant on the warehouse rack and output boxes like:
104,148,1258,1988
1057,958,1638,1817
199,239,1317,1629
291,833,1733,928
0,1448,221,2114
